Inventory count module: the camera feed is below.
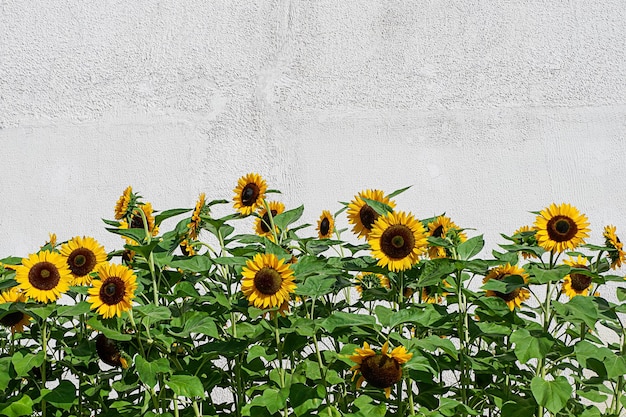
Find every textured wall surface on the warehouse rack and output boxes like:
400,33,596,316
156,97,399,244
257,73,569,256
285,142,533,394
1,1,626,267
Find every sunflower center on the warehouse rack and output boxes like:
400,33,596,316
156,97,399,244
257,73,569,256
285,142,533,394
28,262,61,291
130,214,144,229
359,205,379,230
261,210,278,233
570,273,592,292
254,267,283,295
68,249,97,277
95,333,123,367
320,217,330,236
360,354,402,389
380,225,415,259
241,184,260,206
99,277,126,305
547,216,578,242
494,288,520,302
432,225,444,238
0,312,25,328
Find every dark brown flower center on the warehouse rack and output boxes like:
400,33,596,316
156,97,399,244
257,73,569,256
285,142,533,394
0,312,25,328
320,217,331,236
28,262,61,291
99,277,126,305
360,354,402,389
570,272,592,292
254,267,283,295
547,216,578,242
67,248,98,277
490,273,519,301
95,333,124,367
261,210,278,233
380,225,415,259
432,225,444,238
130,214,144,229
241,184,260,206
359,205,379,230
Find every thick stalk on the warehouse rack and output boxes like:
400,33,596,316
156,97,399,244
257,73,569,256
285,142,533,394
41,319,48,417
274,315,288,417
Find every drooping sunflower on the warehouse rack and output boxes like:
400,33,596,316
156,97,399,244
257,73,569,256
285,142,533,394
95,333,129,369
421,286,443,304
354,272,391,294
60,236,108,286
317,210,335,239
603,225,626,270
233,173,268,216
15,250,73,303
88,263,138,318
349,341,413,398
562,255,594,298
179,239,197,256
368,211,428,272
187,193,206,240
512,225,538,260
426,215,467,259
119,203,159,245
534,203,590,253
0,287,31,334
483,263,530,310
347,189,396,239
241,253,296,315
114,186,134,220
255,201,285,238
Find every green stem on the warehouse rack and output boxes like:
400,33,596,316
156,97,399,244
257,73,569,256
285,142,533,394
274,315,288,417
407,378,416,415
41,319,48,417
137,207,159,305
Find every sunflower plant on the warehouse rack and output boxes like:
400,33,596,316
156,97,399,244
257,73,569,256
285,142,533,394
1,177,626,417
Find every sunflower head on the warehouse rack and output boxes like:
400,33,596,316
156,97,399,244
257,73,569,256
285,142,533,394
534,203,590,253
95,333,129,369
426,215,467,259
233,173,268,216
179,239,197,256
0,287,31,334
421,286,444,304
114,186,135,220
562,255,593,298
60,236,108,286
88,263,138,319
483,263,530,310
349,341,413,398
187,193,207,240
255,201,285,238
119,203,159,245
603,225,626,270
241,253,296,315
317,210,335,239
15,251,73,303
368,211,428,272
347,190,396,239
511,225,539,259
354,273,391,294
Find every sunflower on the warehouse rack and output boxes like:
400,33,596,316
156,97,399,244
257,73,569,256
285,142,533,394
347,190,396,239
483,263,530,310
88,263,137,318
534,203,590,253
421,286,443,304
179,239,197,256
349,341,413,398
317,210,335,239
241,253,296,315
562,255,593,298
255,201,285,238
187,193,206,240
0,287,31,333
95,333,128,369
15,251,73,303
60,236,108,286
233,173,268,216
368,211,428,272
426,215,467,259
119,203,159,245
512,225,538,260
603,225,626,270
114,186,134,220
354,273,390,294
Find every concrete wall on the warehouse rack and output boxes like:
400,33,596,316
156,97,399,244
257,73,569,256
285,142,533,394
1,1,626,265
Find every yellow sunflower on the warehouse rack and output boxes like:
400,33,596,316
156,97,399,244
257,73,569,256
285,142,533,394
317,210,335,239
114,186,134,220
88,263,138,318
426,215,467,259
534,203,590,253
368,211,428,272
241,253,296,315
233,173,268,216
354,273,391,294
421,286,443,304
255,201,285,238
512,225,538,260
60,236,108,286
349,341,413,398
187,193,206,240
562,255,594,298
95,333,129,369
347,189,396,239
15,250,73,303
179,239,197,256
0,287,31,334
119,203,159,245
603,225,626,270
483,263,530,310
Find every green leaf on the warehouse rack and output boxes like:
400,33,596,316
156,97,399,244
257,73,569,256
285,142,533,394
85,317,132,341
552,296,599,329
11,351,44,377
296,275,335,298
322,312,378,332
531,376,572,414
273,205,304,230
155,208,191,226
387,185,412,198
0,395,33,417
360,197,394,216
481,274,526,294
169,256,213,273
244,388,289,415
43,380,76,410
413,335,459,360
457,235,484,260
617,287,626,302
0,357,11,391
166,374,206,398
510,328,554,363
134,304,172,325
56,301,92,317
500,399,536,417
604,353,626,380
135,356,170,389
529,265,570,284
126,240,161,260
106,227,146,243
